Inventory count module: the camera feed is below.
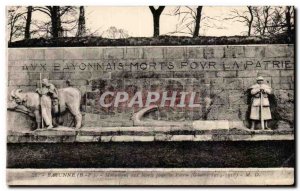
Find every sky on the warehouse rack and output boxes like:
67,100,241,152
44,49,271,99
8,6,252,40
85,6,248,37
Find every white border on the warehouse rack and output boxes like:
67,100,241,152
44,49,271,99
7,168,294,186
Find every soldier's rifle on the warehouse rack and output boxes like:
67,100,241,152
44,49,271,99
40,73,44,129
260,88,265,130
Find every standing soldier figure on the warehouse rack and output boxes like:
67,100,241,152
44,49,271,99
250,76,272,130
36,79,59,128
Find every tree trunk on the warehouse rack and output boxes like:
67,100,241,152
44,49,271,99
262,7,270,36
9,17,17,44
24,6,33,39
57,7,63,37
76,6,86,37
285,6,292,36
9,23,14,44
149,6,165,37
51,6,63,38
247,6,254,36
193,6,203,37
51,7,58,37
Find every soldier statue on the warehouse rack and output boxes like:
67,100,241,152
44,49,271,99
36,78,59,128
250,76,272,130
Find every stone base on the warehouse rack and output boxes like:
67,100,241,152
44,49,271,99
7,125,294,143
193,120,229,130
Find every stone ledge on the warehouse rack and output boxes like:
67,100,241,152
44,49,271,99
7,126,294,143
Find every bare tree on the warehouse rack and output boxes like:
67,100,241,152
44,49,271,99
269,6,294,36
247,6,254,36
149,6,165,37
171,6,203,37
262,6,271,35
225,6,254,36
24,6,33,39
269,7,284,34
34,6,77,38
103,26,129,39
29,19,51,38
252,6,272,36
193,6,203,37
7,6,27,43
34,6,62,37
76,6,86,37
285,6,294,36
226,6,294,37
168,6,223,37
51,6,62,37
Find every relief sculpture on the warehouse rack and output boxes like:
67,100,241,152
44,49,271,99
8,78,82,129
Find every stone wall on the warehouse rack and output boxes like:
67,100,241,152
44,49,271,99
7,45,294,130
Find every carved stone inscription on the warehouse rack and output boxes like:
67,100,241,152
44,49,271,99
7,45,294,129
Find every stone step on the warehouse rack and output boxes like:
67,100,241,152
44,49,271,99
7,126,294,143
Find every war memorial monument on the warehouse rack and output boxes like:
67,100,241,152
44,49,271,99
6,6,295,186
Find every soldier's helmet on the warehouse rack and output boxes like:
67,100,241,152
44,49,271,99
256,76,264,81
